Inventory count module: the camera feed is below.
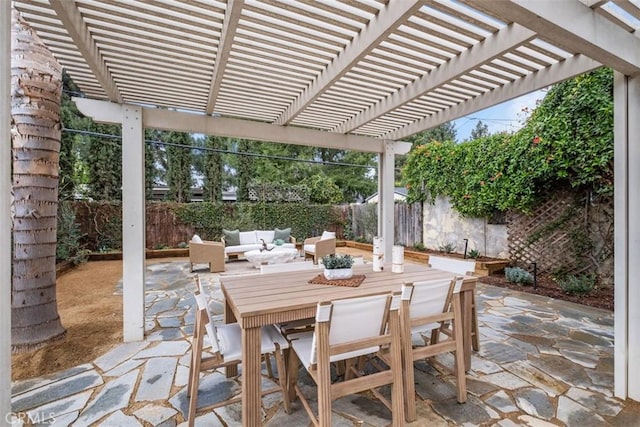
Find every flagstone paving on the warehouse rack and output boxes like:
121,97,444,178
10,255,640,426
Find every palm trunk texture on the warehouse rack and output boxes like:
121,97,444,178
11,9,66,353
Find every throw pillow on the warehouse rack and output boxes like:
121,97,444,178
191,234,203,244
321,230,336,240
274,227,291,242
222,229,240,247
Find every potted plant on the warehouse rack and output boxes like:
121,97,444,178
322,254,355,280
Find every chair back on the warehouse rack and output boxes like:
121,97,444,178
261,261,315,274
429,255,476,276
309,293,398,365
402,277,458,332
193,275,221,354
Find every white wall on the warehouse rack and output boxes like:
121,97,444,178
422,196,508,259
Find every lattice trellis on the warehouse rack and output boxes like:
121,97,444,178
247,184,309,203
507,191,585,276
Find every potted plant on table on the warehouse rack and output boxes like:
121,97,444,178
322,254,355,280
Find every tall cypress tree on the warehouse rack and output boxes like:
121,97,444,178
87,122,122,201
236,139,253,202
166,131,193,203
203,135,225,202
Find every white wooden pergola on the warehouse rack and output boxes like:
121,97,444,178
2,0,639,420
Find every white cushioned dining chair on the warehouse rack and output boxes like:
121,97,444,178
187,275,290,426
287,292,405,427
396,278,467,422
428,255,480,352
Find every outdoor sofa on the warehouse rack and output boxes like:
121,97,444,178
221,228,296,259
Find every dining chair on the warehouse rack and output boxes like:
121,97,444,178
286,292,404,427
396,277,467,422
187,275,291,426
428,255,480,351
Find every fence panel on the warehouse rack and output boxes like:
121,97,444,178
349,202,422,247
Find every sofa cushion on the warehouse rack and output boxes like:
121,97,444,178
239,231,258,245
191,234,203,244
223,229,240,247
274,227,291,242
224,244,261,254
321,230,336,240
303,244,316,253
256,230,275,244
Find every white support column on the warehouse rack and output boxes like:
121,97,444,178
1,1,12,424
379,141,396,266
122,105,145,342
614,72,640,401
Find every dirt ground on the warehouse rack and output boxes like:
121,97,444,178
11,255,614,382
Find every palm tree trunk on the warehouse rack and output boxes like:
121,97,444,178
11,9,65,353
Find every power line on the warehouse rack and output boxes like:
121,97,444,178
63,127,380,170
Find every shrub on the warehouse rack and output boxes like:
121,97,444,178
556,273,596,295
505,267,534,286
322,254,354,269
468,249,480,259
413,242,425,251
56,202,89,265
438,242,456,253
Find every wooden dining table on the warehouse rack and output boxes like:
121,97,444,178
220,263,478,427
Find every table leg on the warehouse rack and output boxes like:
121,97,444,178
460,290,472,371
225,301,238,378
242,325,262,427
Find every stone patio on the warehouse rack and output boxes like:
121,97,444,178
10,252,640,426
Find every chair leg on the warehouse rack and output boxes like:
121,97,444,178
286,347,300,402
452,296,468,403
273,348,291,414
471,293,480,351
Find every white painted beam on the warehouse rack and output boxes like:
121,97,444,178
465,0,640,76
614,72,640,401
1,2,11,425
73,97,388,153
206,0,243,114
380,141,396,265
274,0,424,126
385,55,600,140
50,0,122,102
335,24,536,134
121,105,145,342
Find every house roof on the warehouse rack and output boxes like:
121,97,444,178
12,0,640,149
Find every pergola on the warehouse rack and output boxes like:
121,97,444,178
2,0,639,419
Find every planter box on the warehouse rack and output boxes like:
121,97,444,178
343,241,508,276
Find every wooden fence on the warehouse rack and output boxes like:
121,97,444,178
344,202,423,247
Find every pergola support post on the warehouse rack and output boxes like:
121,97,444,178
122,105,146,342
1,0,12,424
614,72,640,400
378,141,396,265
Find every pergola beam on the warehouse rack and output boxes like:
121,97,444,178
273,0,424,126
385,54,601,141
334,23,536,134
73,97,411,154
464,0,640,76
206,0,243,114
49,0,122,102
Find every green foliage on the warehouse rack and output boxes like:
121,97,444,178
402,68,614,217
174,202,343,242
470,121,490,140
96,214,122,252
166,132,193,203
505,267,534,286
56,202,89,264
406,122,457,148
303,175,342,204
236,139,253,202
413,242,425,251
87,122,122,201
468,249,480,259
322,254,354,269
202,135,225,202
555,273,596,295
438,241,457,253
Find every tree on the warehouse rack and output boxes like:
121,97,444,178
406,122,457,147
202,135,225,202
470,120,489,140
236,139,254,201
166,131,193,202
86,122,122,200
11,9,66,352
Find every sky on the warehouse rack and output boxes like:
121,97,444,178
452,90,545,142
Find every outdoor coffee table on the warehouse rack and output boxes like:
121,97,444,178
244,247,298,268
